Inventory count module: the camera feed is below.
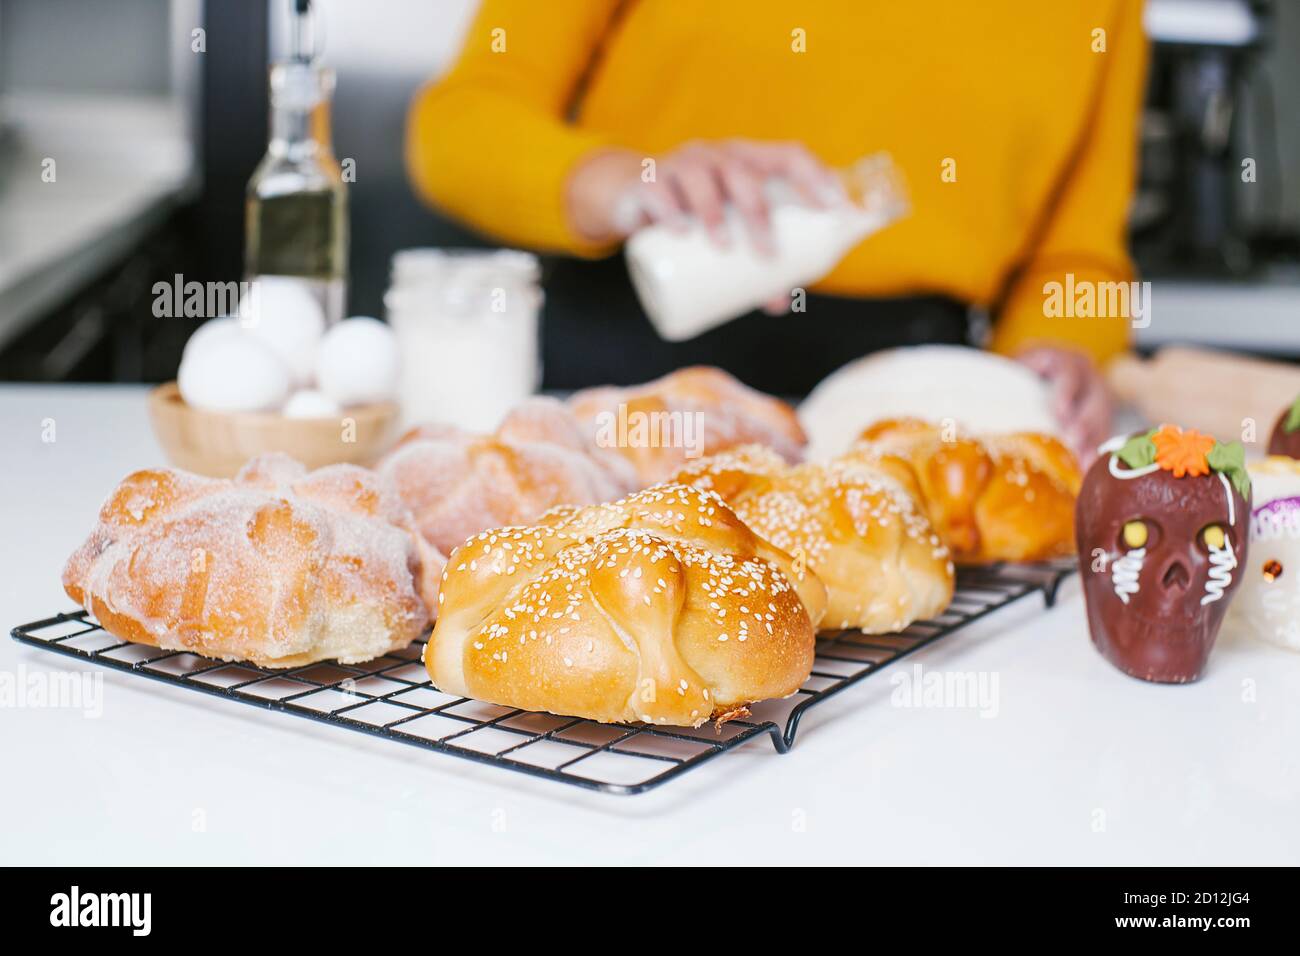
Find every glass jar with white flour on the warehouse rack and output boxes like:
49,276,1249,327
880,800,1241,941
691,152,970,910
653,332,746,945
386,248,542,432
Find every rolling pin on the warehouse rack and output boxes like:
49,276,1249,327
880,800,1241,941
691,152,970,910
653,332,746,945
1108,346,1300,447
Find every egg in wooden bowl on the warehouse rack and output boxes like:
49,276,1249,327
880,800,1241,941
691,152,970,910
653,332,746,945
148,381,398,477
151,307,401,477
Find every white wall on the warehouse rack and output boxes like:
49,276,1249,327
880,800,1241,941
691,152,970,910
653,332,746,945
268,0,478,81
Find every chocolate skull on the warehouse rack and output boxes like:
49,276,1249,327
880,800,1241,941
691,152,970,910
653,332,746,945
1076,439,1250,683
1226,457,1300,652
1267,401,1300,459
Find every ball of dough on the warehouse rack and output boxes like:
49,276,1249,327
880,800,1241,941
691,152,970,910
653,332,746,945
316,317,398,406
799,345,1059,461
179,334,290,413
282,389,343,419
239,277,326,388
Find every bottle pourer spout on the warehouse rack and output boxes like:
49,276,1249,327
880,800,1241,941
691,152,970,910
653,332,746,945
290,0,317,62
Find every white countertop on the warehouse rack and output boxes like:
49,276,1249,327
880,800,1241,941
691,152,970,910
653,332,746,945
3,384,1299,865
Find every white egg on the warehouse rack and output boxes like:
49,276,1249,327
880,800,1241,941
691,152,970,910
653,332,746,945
282,389,343,419
179,334,291,413
238,277,326,387
181,316,244,364
316,316,398,406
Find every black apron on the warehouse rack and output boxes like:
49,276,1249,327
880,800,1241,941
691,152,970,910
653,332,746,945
540,255,970,396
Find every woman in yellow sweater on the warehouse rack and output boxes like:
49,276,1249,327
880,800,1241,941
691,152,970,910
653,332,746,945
407,0,1147,455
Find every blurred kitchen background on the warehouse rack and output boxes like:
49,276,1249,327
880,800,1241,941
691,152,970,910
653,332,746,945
0,0,1297,383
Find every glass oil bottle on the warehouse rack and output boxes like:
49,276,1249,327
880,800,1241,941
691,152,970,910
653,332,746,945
244,1,348,325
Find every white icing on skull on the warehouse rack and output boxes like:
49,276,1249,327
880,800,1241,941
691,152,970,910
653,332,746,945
1201,474,1239,607
1110,548,1144,604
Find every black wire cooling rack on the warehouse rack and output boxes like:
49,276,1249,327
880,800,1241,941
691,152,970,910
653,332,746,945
11,562,1072,795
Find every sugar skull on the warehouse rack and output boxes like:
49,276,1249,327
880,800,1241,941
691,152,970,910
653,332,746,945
1076,425,1252,683
1226,457,1300,652
1267,394,1300,459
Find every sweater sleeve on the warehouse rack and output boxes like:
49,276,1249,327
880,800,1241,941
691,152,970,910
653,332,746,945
989,0,1148,367
405,0,626,256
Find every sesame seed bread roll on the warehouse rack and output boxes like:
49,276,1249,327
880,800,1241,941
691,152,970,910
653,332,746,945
567,366,807,485
426,483,826,727
675,445,955,633
63,453,443,668
850,418,1082,564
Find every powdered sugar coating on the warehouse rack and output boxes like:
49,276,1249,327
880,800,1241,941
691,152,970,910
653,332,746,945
63,453,443,667
567,366,807,483
379,396,637,555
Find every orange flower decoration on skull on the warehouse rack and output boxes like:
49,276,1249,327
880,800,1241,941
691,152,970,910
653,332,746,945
1151,424,1215,478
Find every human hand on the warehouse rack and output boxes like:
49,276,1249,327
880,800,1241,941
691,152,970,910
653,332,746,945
566,140,842,311
1016,346,1114,466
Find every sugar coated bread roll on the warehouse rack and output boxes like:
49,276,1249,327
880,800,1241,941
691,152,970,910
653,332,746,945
64,453,444,668
567,366,806,484
852,418,1081,564
675,445,954,632
380,396,638,555
427,483,826,726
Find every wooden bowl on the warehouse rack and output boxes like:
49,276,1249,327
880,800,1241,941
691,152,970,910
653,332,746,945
148,382,399,477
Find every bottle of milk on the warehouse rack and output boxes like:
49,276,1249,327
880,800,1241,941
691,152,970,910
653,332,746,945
624,153,908,342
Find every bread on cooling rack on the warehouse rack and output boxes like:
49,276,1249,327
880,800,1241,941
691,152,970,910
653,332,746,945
379,396,638,555
673,445,954,633
567,366,807,485
63,453,444,668
426,483,827,726
850,418,1081,564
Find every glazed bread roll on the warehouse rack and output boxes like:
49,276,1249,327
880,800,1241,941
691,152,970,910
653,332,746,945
851,418,1081,564
674,445,954,632
427,483,826,726
380,396,637,555
64,453,444,668
567,366,807,484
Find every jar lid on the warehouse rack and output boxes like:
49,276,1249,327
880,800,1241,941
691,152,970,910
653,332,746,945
391,248,540,288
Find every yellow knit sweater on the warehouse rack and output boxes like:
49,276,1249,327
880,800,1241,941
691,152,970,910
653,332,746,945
407,0,1147,365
